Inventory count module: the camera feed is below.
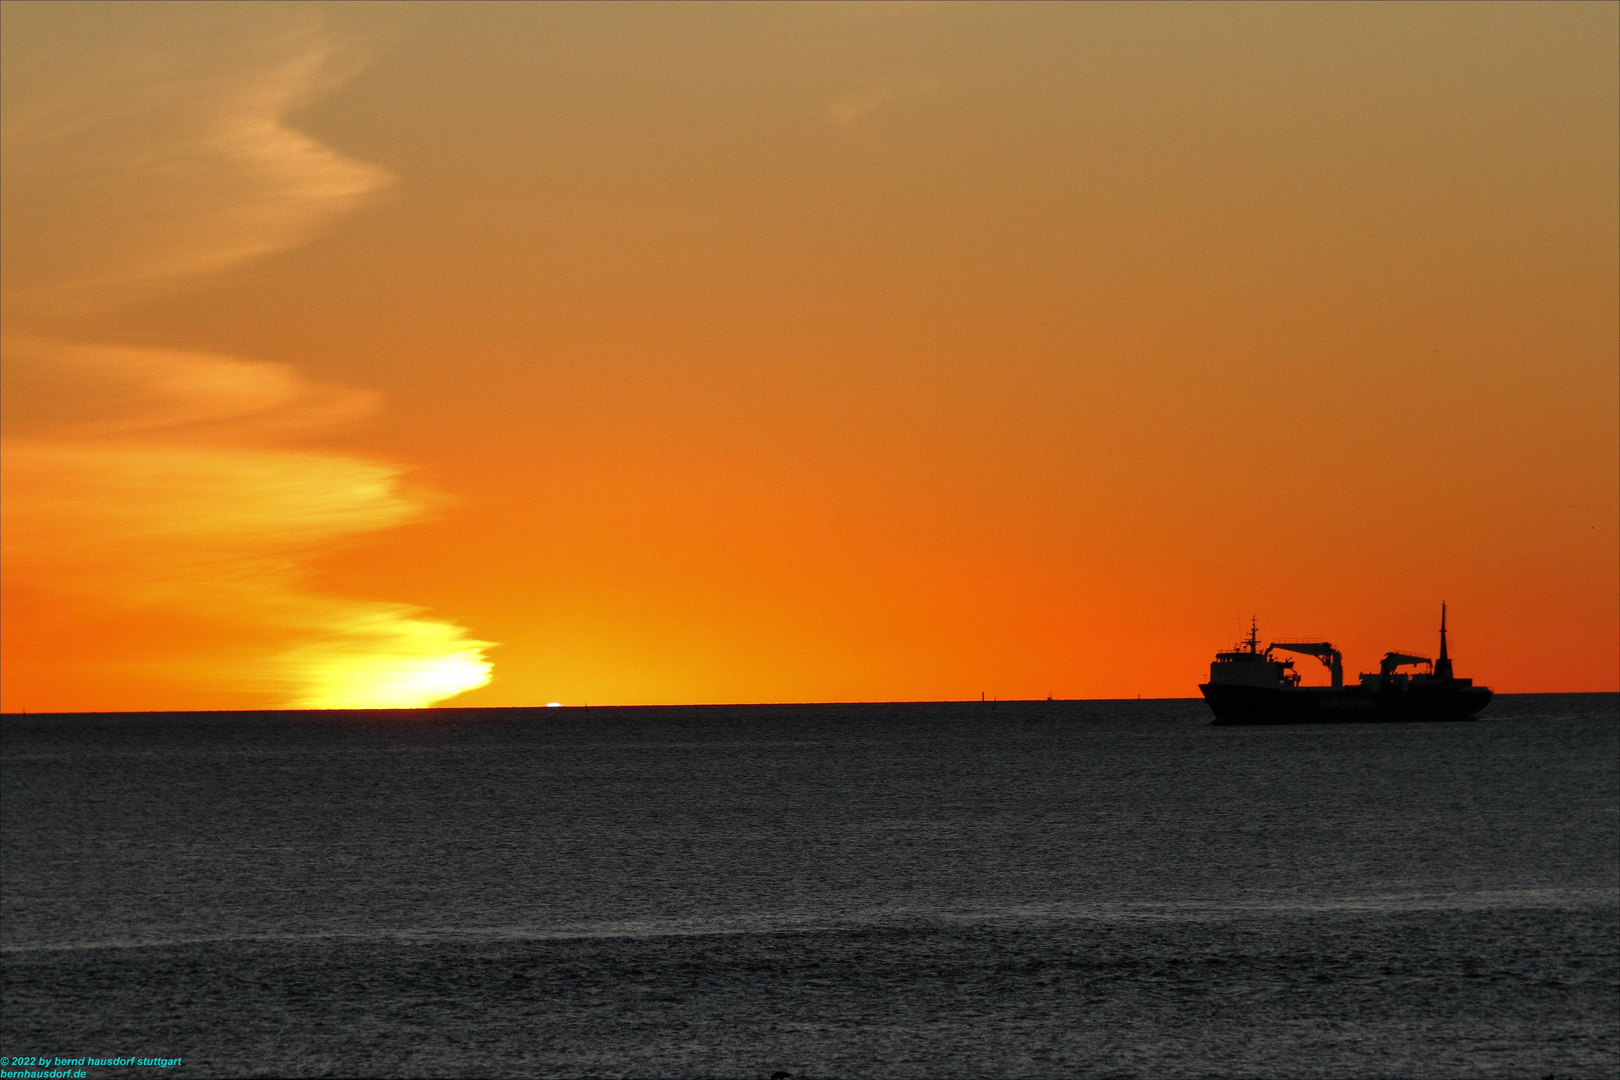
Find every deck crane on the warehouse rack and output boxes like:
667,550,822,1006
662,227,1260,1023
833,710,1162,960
1268,642,1343,688
1379,652,1431,677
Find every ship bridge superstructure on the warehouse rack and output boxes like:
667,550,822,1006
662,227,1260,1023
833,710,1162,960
1206,621,1301,688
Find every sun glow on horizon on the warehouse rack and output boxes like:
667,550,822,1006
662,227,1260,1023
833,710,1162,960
283,645,494,711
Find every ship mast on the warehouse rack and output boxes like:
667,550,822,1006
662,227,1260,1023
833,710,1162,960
1434,602,1453,680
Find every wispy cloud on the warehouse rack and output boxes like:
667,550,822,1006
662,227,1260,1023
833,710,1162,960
0,2,392,314
823,78,940,130
0,6,491,708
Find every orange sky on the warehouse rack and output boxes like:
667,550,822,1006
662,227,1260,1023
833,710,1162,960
2,1,1616,711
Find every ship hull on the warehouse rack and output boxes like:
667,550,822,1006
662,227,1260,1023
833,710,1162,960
1199,682,1492,725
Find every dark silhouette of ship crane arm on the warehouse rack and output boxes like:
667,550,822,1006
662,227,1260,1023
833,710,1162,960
1379,652,1431,677
1198,604,1491,725
1261,642,1430,686
1268,642,1344,688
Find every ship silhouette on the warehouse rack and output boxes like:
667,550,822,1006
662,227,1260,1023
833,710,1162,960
1199,604,1492,725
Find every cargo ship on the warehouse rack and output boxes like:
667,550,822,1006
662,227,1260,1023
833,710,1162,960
1199,605,1492,725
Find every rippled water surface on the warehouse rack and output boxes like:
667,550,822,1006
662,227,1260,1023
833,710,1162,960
3,695,1616,1077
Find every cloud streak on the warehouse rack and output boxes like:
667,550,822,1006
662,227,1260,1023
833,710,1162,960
1,2,392,314
823,79,940,130
0,5,492,709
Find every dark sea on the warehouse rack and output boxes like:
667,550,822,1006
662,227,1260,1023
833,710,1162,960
2,695,1616,1079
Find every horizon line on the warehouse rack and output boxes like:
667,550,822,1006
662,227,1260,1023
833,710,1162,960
3,690,1617,719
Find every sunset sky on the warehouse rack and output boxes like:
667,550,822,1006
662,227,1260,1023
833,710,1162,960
2,1,1615,712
